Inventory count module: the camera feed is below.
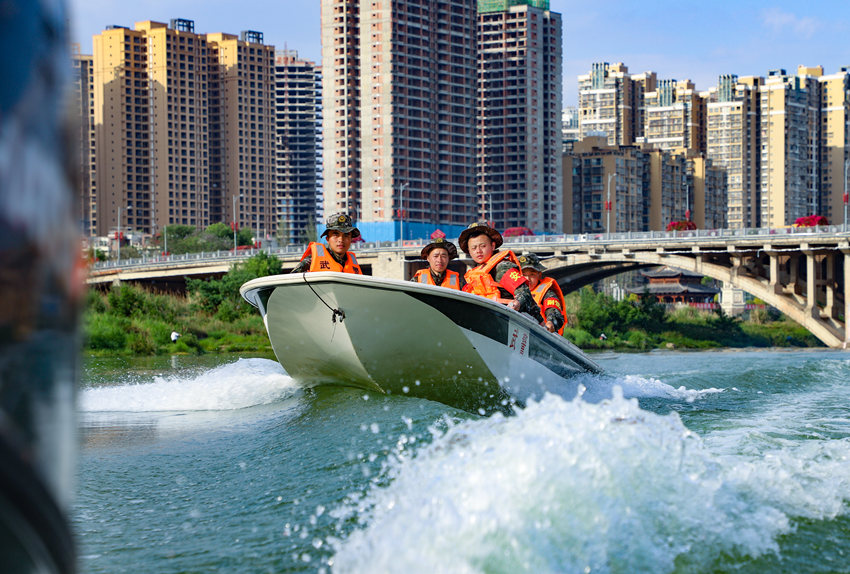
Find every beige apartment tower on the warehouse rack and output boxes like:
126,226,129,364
759,67,822,227
819,67,850,226
478,0,563,233
642,79,705,154
578,62,645,146
92,24,151,237
90,19,274,239
321,0,478,240
647,149,689,230
687,153,727,229
706,74,762,229
207,30,276,241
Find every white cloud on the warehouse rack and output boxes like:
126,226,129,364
762,7,819,38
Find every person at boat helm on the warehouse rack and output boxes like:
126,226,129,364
458,222,543,322
411,238,464,290
518,253,566,335
291,213,363,274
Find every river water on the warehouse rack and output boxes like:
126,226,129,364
74,350,850,573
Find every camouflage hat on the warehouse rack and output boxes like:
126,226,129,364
420,238,458,260
321,212,360,239
518,252,545,272
458,221,503,254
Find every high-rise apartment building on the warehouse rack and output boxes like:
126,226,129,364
71,45,94,235
642,79,705,153
92,24,152,237
321,0,478,241
759,66,822,227
629,71,657,143
686,153,727,229
706,74,762,229
578,62,638,146
818,67,850,226
207,29,276,241
563,137,649,234
647,149,690,230
273,50,322,245
478,0,563,233
144,20,212,233
90,19,274,240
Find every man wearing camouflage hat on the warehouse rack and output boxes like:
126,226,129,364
518,253,566,335
291,213,363,274
458,221,542,322
411,237,464,290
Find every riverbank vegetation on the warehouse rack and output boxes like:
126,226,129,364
562,287,822,350
84,252,281,355
83,254,823,355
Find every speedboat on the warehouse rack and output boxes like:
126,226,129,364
240,272,602,412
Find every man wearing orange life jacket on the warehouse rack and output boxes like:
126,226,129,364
518,253,566,335
411,238,464,290
458,222,542,322
291,213,363,274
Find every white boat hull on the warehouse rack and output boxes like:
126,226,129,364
241,272,601,411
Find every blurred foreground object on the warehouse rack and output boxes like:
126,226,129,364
1,0,80,572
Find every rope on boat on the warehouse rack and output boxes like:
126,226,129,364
301,273,346,325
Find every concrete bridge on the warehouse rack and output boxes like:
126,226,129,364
89,225,850,348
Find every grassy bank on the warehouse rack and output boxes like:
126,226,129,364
82,257,823,356
83,253,280,356
84,287,271,355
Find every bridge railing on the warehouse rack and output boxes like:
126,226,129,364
91,224,849,272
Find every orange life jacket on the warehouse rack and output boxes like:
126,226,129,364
301,242,362,274
463,250,522,303
531,277,566,335
413,268,461,290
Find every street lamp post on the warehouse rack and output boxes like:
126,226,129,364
606,172,615,234
399,182,408,242
232,194,242,252
117,205,131,264
844,159,850,232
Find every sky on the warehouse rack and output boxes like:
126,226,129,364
68,0,850,106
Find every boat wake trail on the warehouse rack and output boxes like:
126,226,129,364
79,358,299,412
328,390,850,573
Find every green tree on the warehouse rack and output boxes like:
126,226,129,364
237,227,253,247
205,222,232,240
186,252,282,316
636,289,667,332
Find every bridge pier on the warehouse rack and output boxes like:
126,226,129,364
803,249,819,319
845,249,850,349
824,252,839,322
768,249,784,295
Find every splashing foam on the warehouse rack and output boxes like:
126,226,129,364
569,371,724,404
79,358,299,412
330,390,850,573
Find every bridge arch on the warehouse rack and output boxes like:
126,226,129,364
539,247,847,349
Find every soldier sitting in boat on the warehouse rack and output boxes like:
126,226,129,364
458,222,542,322
411,238,464,290
291,213,363,274
518,253,566,335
